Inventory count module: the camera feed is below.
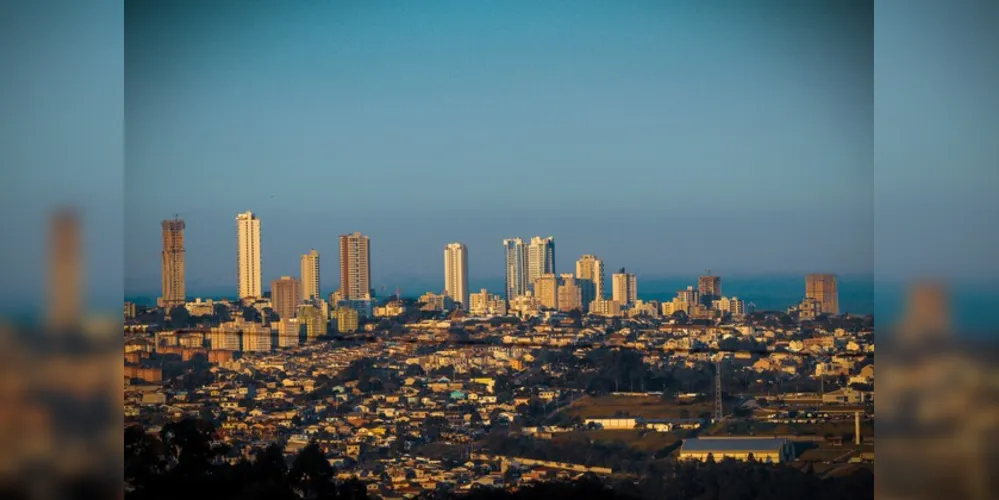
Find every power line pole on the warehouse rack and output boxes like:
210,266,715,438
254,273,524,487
714,357,723,422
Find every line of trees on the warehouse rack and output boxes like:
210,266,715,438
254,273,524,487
125,418,872,500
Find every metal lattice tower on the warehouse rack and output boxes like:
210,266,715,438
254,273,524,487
714,358,723,421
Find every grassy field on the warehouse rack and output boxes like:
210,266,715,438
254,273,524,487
563,395,714,420
701,420,875,439
552,429,684,454
796,443,874,463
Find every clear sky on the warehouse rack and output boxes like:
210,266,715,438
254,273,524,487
0,0,123,313
124,0,875,297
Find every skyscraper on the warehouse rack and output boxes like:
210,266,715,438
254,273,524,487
300,249,320,301
339,232,371,300
612,268,638,305
575,254,605,304
236,211,262,299
159,217,186,308
271,276,300,320
698,274,721,306
527,236,556,290
805,273,839,315
444,242,469,308
48,208,80,331
503,238,528,300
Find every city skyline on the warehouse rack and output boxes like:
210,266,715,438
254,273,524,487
134,211,865,315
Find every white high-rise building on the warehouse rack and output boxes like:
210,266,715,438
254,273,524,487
444,242,469,308
527,236,555,291
339,232,371,301
300,249,320,301
236,211,262,300
503,238,528,300
612,269,637,305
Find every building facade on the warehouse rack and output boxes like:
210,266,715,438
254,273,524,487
589,299,622,317
236,211,262,300
468,289,508,316
557,274,584,312
534,273,560,310
503,238,528,300
805,273,839,315
575,254,605,304
698,275,721,305
444,242,469,308
679,437,795,463
335,307,359,333
611,269,637,305
300,249,320,301
339,232,371,300
271,276,301,320
297,303,327,340
527,236,556,291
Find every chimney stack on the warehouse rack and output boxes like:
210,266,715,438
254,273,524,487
854,411,861,445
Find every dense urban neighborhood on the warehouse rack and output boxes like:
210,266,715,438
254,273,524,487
124,292,874,499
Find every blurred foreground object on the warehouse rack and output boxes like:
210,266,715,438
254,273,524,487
879,280,999,500
898,280,950,344
0,209,121,500
47,208,82,333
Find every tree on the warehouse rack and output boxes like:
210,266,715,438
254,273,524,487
213,303,231,322
253,443,289,490
242,306,262,322
124,425,165,487
672,310,688,323
168,306,191,329
159,418,219,476
288,443,335,499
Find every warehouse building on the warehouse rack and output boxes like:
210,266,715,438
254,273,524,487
678,437,795,463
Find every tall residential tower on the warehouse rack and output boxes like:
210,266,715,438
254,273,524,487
575,254,605,306
698,273,721,306
444,242,469,308
805,273,839,315
271,276,301,320
503,238,528,300
236,211,262,300
527,236,556,290
159,217,186,308
300,249,320,301
339,232,371,300
612,268,638,305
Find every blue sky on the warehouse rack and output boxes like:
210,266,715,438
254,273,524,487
0,0,123,314
125,0,875,297
1,0,995,328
